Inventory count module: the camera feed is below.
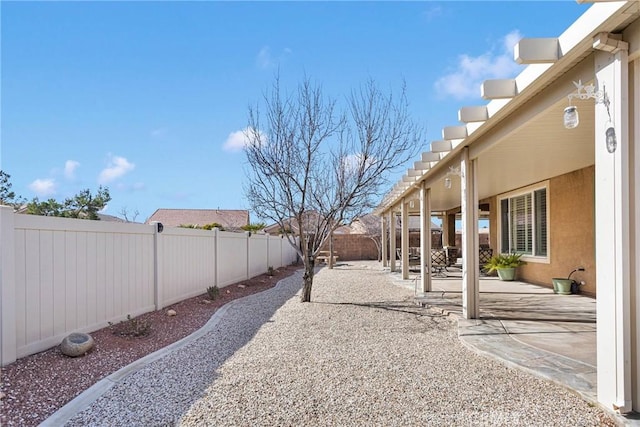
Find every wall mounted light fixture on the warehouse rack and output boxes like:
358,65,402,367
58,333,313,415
564,79,616,153
444,166,462,189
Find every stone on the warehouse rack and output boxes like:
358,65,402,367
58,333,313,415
238,284,246,288
167,309,177,316
60,332,94,357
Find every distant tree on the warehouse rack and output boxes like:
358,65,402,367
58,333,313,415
352,214,383,261
26,186,111,220
178,223,225,231
119,207,140,223
0,170,26,209
241,222,267,233
244,77,422,302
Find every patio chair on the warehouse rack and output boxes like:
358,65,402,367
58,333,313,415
444,247,459,271
431,248,448,277
396,248,420,268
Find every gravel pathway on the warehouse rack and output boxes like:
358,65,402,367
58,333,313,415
63,261,610,426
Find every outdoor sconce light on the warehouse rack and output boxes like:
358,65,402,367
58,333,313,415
606,126,617,153
563,106,579,129
564,80,606,130
564,79,616,153
444,166,461,190
563,80,618,153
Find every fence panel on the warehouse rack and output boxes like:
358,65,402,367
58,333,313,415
11,215,155,359
217,231,248,287
158,227,216,307
284,238,299,265
248,234,268,278
268,236,283,268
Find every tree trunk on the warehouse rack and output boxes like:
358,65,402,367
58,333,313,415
301,256,315,302
328,232,334,269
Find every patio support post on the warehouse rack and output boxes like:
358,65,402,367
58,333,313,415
460,147,479,319
401,198,409,280
632,57,640,413
389,211,397,272
445,213,456,247
381,215,388,267
441,214,450,246
420,182,432,293
595,48,633,413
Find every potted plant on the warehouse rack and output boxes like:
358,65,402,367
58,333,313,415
484,252,526,281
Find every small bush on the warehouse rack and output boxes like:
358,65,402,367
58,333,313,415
267,266,274,276
207,285,220,300
202,223,224,231
108,314,152,337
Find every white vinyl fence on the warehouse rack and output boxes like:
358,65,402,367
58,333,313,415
0,206,299,366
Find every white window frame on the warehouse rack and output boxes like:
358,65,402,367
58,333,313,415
497,181,550,264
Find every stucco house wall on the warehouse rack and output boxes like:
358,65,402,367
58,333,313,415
489,166,596,296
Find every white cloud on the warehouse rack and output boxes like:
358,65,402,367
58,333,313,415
98,155,135,184
64,160,80,180
28,178,57,196
223,127,266,152
256,46,292,69
434,30,523,100
223,129,249,152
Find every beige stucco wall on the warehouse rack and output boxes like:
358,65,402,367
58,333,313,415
489,166,596,296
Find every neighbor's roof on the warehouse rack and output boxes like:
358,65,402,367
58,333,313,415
146,209,250,229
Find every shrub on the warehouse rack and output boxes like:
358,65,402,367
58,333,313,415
178,223,225,231
108,314,152,337
484,252,526,273
267,266,274,276
207,285,220,300
202,223,224,231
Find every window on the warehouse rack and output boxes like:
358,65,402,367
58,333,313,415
499,186,548,258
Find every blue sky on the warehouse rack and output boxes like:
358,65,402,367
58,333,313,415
1,1,590,223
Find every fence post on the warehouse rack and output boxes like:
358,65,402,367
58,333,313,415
0,206,17,366
151,222,163,310
214,227,219,287
266,234,270,271
246,231,251,280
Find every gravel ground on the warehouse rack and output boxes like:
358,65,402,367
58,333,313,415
64,261,614,426
0,265,299,427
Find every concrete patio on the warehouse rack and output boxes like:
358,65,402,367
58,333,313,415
387,269,599,402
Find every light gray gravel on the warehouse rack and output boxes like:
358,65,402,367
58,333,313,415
64,261,610,427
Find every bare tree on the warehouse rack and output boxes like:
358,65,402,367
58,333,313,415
351,214,383,261
244,77,422,302
119,207,140,223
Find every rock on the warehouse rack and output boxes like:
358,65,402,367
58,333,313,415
167,309,177,316
60,332,94,357
0,392,5,400
201,299,211,304
238,284,246,288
